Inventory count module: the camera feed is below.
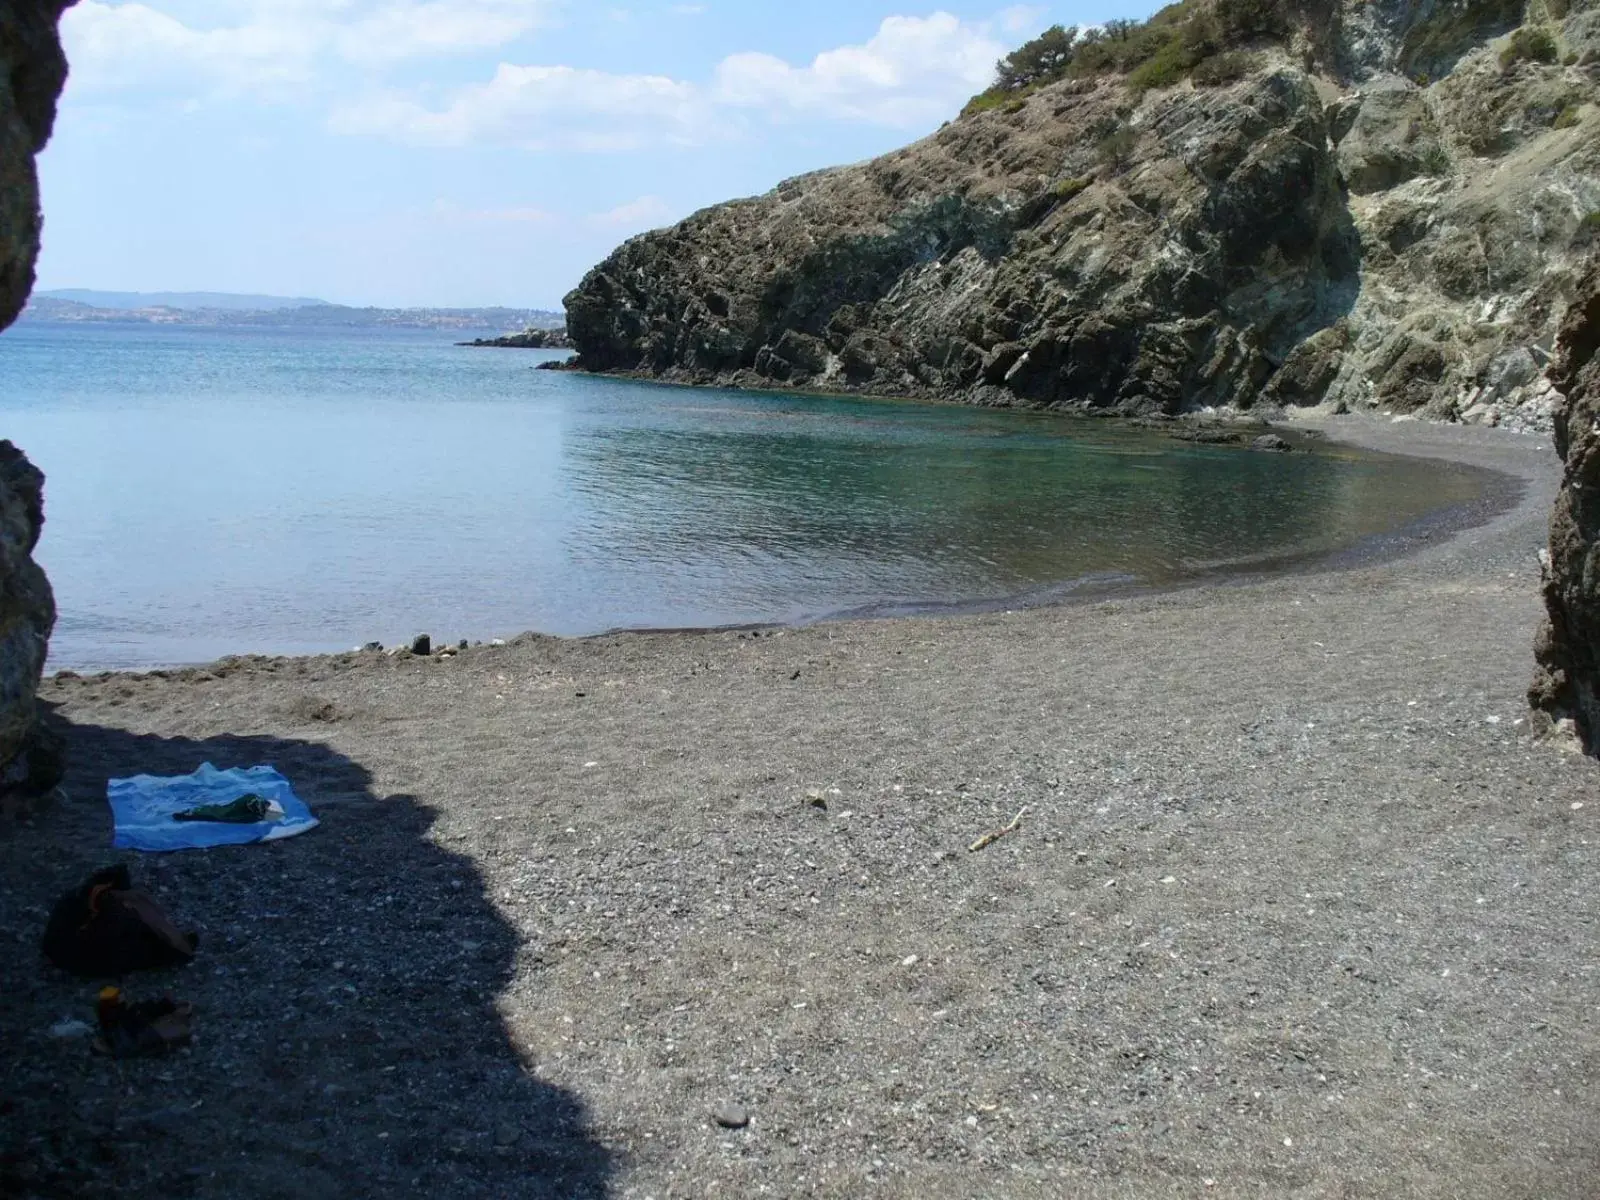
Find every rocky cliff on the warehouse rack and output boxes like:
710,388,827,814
566,0,1599,431
1531,259,1600,749
0,0,74,804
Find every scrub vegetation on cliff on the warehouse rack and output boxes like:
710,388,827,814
963,0,1290,114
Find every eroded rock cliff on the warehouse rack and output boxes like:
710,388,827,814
0,0,74,803
1531,259,1600,750
566,0,1599,431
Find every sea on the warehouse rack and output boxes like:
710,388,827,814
0,321,1484,671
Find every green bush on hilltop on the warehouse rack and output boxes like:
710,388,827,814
960,0,1290,116
993,23,1081,92
1500,25,1560,69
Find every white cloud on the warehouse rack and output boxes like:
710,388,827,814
330,64,714,150
63,2,318,92
335,11,1019,149
63,5,1036,148
712,13,1004,128
62,0,552,94
587,195,675,231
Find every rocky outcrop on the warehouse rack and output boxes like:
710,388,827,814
565,0,1599,432
460,327,574,350
0,2,74,329
0,0,75,804
1531,259,1600,750
0,441,58,796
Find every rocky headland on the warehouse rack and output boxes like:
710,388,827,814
458,326,574,350
0,0,73,808
565,0,1599,433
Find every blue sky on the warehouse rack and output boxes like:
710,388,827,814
43,1,1155,308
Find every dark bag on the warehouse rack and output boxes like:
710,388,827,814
41,865,198,978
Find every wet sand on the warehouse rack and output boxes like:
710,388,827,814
3,414,1596,1198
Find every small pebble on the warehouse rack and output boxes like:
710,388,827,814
901,954,919,967
48,1019,92,1040
713,1102,749,1129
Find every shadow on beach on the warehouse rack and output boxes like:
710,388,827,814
0,710,611,1199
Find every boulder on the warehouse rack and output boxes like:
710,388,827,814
1531,261,1600,752
1333,80,1449,195
0,0,76,803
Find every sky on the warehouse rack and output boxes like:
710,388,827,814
40,0,1156,308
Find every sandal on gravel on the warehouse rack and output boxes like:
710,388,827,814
92,987,194,1058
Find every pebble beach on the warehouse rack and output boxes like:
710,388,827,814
2,414,1597,1199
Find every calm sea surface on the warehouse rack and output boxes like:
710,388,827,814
0,322,1482,670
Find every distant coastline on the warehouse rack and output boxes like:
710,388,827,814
21,292,564,335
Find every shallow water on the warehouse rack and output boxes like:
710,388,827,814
0,322,1483,670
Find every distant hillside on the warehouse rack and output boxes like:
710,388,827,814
39,289,330,312
21,296,565,334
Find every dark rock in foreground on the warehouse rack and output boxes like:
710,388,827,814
0,441,56,796
1531,260,1600,752
0,1,72,330
0,0,74,805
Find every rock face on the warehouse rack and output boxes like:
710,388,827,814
566,0,1600,432
1531,260,1600,751
0,0,75,801
0,2,74,329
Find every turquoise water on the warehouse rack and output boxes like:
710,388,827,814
0,322,1480,670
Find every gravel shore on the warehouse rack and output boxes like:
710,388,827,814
3,415,1596,1199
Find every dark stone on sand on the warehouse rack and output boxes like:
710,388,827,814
412,634,432,657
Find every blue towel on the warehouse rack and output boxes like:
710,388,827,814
109,763,319,852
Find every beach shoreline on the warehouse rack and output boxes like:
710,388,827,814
5,413,1597,1197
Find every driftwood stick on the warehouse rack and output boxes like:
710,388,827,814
968,806,1029,853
